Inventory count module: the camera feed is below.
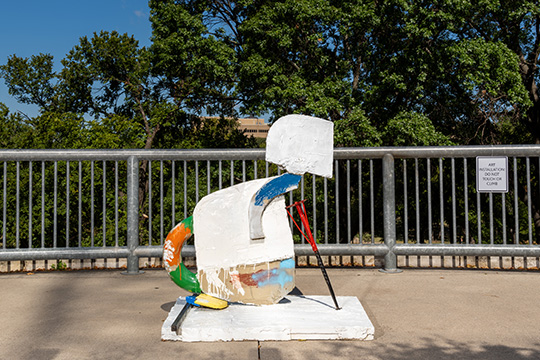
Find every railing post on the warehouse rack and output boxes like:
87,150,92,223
124,156,143,274
381,153,402,273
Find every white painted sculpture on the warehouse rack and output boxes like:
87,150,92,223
164,114,334,305
193,177,296,304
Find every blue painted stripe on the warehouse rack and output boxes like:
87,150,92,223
251,258,296,288
253,173,302,207
280,258,296,269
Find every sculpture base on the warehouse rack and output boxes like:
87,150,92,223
161,295,374,342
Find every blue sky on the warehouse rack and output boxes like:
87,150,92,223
0,0,153,117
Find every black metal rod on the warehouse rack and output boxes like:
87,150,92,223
171,302,192,335
314,250,341,310
287,200,341,310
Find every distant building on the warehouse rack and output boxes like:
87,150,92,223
200,116,270,139
237,117,270,139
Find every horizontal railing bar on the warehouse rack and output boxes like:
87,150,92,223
1,145,540,162
134,244,391,258
0,149,266,161
334,145,540,159
134,245,195,258
394,244,540,257
3,243,540,264
294,244,389,256
0,244,390,262
0,248,130,261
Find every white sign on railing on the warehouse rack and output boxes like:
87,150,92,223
476,156,508,193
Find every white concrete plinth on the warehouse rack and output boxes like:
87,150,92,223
161,295,374,342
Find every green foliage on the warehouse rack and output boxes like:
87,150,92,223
384,111,454,146
0,103,34,148
87,114,145,149
0,159,131,249
50,260,67,271
237,0,354,120
0,54,56,109
4,0,540,148
448,39,530,106
149,0,237,115
0,28,248,152
334,108,381,147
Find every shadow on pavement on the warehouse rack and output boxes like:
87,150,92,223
261,338,540,360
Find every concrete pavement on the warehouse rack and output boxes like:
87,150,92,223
1,267,539,359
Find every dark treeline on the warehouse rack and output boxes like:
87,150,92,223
2,0,540,149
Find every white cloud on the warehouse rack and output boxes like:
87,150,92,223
134,10,146,18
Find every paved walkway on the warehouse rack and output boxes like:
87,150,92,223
1,267,540,359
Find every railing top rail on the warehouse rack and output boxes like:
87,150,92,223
1,145,540,161
0,149,266,161
334,145,540,159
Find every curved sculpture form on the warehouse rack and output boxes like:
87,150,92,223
163,216,202,294
249,173,302,240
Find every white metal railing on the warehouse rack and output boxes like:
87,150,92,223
1,146,540,272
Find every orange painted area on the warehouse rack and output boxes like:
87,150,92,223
164,222,192,269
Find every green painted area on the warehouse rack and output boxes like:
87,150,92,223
167,216,201,294
183,215,193,231
169,262,202,294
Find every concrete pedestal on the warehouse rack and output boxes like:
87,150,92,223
161,295,374,342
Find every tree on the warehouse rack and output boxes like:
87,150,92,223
158,0,454,146
162,0,540,146
142,0,540,243
1,29,251,151
456,0,540,144
0,27,256,245
0,103,33,148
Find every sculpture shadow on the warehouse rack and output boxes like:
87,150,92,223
161,301,176,312
260,338,540,360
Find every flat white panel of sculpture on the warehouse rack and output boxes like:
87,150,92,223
266,114,334,178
